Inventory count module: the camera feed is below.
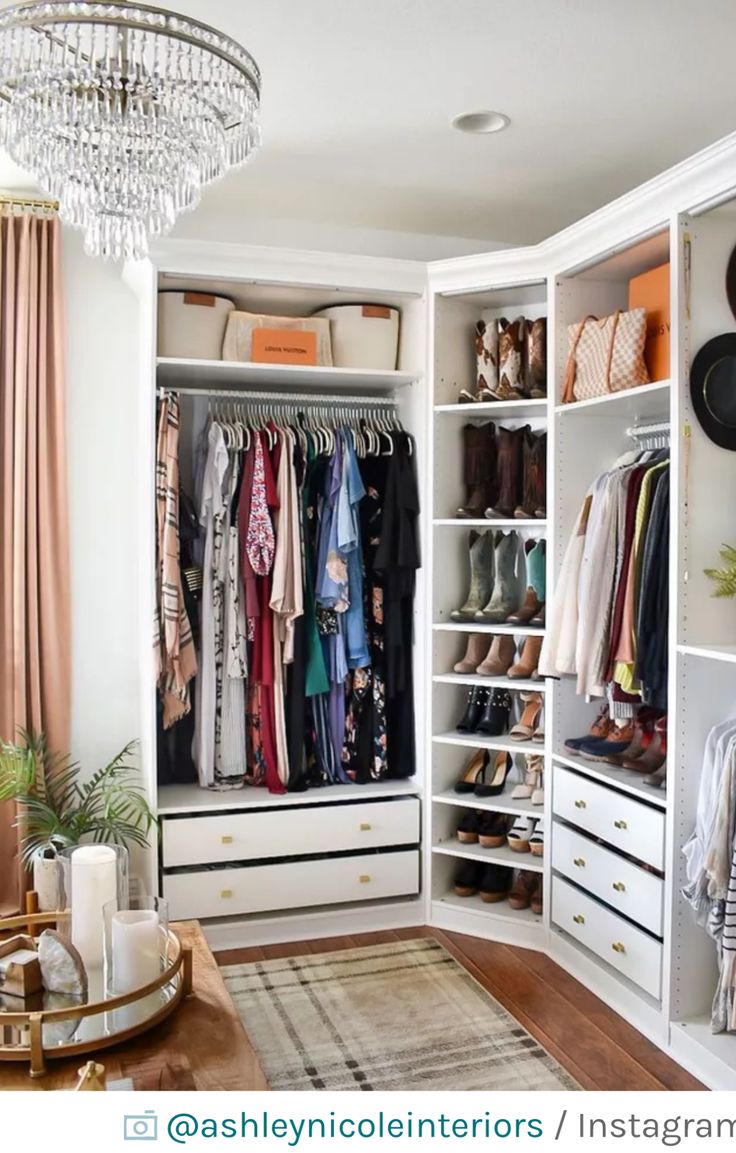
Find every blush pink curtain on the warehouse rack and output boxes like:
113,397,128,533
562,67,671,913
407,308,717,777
0,213,70,913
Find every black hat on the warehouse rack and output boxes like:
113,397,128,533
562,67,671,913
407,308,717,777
690,333,736,450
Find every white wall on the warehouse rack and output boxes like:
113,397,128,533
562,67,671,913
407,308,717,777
64,231,141,772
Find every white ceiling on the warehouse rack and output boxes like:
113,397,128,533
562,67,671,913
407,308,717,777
2,0,736,248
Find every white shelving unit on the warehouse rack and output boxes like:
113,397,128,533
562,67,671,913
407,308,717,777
122,131,736,1086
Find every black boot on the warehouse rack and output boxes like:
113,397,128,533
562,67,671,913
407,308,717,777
475,689,512,736
456,687,488,732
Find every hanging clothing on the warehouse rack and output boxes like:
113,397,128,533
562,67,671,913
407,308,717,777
153,393,198,728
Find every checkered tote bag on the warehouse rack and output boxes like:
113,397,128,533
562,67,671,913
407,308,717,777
562,308,649,403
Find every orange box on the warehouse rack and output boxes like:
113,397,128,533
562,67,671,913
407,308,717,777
251,328,317,366
628,262,670,382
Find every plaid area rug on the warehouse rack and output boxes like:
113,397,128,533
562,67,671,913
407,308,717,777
222,938,579,1091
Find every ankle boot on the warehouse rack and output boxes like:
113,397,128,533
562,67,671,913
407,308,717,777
456,686,488,732
456,636,489,673
476,531,519,623
451,530,495,620
493,318,526,400
457,422,497,518
507,539,545,624
508,634,543,679
485,425,526,519
475,319,500,400
526,318,547,398
454,633,489,674
477,634,516,676
476,688,512,736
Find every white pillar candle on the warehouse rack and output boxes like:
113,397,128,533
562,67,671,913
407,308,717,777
70,845,118,969
111,910,160,993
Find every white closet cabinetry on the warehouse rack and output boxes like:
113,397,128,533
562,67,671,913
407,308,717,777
125,132,736,1086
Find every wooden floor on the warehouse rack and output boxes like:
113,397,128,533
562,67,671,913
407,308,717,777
216,927,704,1091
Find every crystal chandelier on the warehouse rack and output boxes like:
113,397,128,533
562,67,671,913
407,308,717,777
0,2,261,260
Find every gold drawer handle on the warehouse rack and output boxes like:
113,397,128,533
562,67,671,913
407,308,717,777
359,875,371,884
572,914,585,924
220,889,233,899
612,881,626,892
221,835,233,844
359,822,372,831
573,857,586,868
612,941,626,954
613,819,628,830
574,799,587,809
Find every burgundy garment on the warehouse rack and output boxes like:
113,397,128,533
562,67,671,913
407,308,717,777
237,442,259,620
606,465,647,680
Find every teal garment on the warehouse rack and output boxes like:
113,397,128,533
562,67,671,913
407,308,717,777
337,429,370,669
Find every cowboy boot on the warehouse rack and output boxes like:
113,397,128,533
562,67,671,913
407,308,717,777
508,634,543,679
454,633,490,674
507,539,545,624
451,530,495,620
533,430,547,518
477,634,516,675
474,318,500,401
493,318,527,400
514,427,538,519
457,422,497,518
485,425,526,519
476,531,520,623
526,318,547,398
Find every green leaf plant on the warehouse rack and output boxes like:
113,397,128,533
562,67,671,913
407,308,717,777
0,732,157,867
705,544,736,599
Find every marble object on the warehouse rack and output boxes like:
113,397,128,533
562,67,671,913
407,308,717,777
31,844,61,911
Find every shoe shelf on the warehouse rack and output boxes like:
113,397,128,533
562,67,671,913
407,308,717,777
433,731,542,755
551,752,667,810
432,673,547,692
553,379,670,419
677,642,736,666
433,889,543,927
432,788,541,820
433,838,544,873
434,399,548,418
433,518,546,528
433,622,545,637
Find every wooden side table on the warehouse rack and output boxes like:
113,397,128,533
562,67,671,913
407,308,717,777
0,921,268,1091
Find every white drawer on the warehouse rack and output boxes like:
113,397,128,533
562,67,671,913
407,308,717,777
162,797,420,868
552,876,662,1000
553,765,665,870
552,821,664,937
163,850,420,920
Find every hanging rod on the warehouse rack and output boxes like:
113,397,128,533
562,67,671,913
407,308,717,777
626,419,670,439
0,191,59,212
158,386,398,406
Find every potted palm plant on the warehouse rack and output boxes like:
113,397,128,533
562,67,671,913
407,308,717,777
0,733,157,909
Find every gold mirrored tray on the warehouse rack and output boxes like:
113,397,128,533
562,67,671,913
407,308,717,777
0,910,192,1078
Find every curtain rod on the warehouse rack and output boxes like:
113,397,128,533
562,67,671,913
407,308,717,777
0,192,59,211
158,386,398,406
626,420,670,438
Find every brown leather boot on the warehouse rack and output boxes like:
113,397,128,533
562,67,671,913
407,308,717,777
477,634,516,675
526,318,547,398
514,427,538,518
457,422,497,518
508,635,543,679
532,431,547,518
453,633,489,674
485,425,526,519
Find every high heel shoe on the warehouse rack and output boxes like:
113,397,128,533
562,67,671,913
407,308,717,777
454,633,489,674
453,749,490,793
509,691,543,742
456,686,488,732
475,689,512,736
511,753,543,800
507,635,543,679
476,634,516,676
474,751,513,797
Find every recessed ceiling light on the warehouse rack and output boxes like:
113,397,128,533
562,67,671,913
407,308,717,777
452,110,510,135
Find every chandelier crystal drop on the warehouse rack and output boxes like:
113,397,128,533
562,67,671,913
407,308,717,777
0,2,262,260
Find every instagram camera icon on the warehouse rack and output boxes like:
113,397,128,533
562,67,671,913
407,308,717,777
124,1112,158,1141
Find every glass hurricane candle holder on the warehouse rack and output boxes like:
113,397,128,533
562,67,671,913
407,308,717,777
57,845,129,971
